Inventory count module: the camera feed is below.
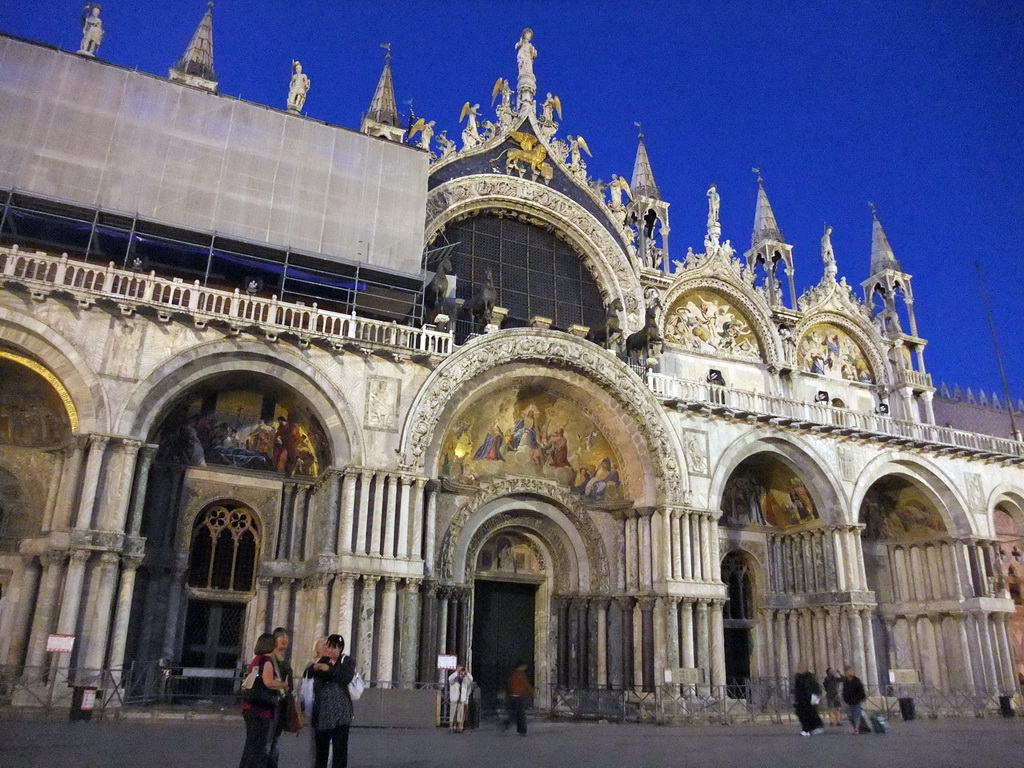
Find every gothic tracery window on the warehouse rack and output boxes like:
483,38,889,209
188,503,259,591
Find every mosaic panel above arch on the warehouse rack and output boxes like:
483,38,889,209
0,350,76,447
797,322,874,383
663,290,762,361
720,454,819,529
440,381,627,502
153,373,331,478
860,476,947,540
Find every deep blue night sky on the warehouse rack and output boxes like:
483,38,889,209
1,1,1021,401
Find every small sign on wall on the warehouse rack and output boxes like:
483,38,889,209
437,654,458,670
46,634,75,653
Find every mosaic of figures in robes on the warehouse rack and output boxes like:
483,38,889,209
663,291,760,360
476,531,544,576
720,456,818,528
440,383,625,500
156,385,329,477
860,476,947,540
797,323,874,383
0,356,72,448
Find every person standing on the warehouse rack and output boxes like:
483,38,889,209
309,634,356,768
448,665,473,733
504,664,534,736
239,633,288,768
267,628,293,768
823,667,843,726
842,666,868,734
792,663,825,736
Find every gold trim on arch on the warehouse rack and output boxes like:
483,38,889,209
0,350,79,432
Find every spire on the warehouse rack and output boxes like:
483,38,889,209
630,129,660,200
751,172,783,246
170,2,217,92
869,204,902,273
361,44,404,142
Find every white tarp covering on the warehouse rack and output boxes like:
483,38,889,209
0,35,428,276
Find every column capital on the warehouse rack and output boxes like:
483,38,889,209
362,574,381,586
637,595,657,612
98,551,121,567
383,575,400,589
403,578,422,592
120,554,144,570
69,549,92,565
88,434,111,451
612,594,633,609
40,550,69,569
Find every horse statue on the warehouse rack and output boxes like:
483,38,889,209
586,297,624,351
423,253,453,325
624,306,663,366
465,268,497,333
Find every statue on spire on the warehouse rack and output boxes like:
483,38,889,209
821,225,837,280
515,28,537,112
77,4,104,57
706,184,721,246
287,61,311,113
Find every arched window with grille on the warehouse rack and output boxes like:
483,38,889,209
188,502,259,592
722,551,754,622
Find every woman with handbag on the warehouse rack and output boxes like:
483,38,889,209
239,633,288,768
309,634,356,768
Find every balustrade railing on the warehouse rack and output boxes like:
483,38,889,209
649,373,1024,459
0,245,452,358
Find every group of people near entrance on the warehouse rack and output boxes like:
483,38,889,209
792,664,868,736
239,628,356,768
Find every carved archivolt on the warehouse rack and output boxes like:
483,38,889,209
661,275,782,368
400,329,686,504
793,310,890,387
425,175,644,323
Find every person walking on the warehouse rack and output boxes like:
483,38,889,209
239,633,288,768
823,667,843,726
503,664,534,736
842,666,868,734
309,634,356,768
448,665,473,733
792,663,825,736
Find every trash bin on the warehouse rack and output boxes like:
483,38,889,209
998,696,1014,718
70,687,98,722
897,696,915,721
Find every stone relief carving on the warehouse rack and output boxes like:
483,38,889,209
966,473,985,513
365,376,400,432
838,443,856,482
678,428,709,477
400,331,684,504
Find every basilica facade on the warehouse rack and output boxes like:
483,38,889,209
0,10,1022,715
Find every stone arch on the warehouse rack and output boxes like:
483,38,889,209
0,305,107,432
117,339,364,466
709,431,847,527
661,276,782,368
849,453,972,538
987,485,1024,528
793,310,889,386
400,329,685,505
442,489,608,593
425,175,645,325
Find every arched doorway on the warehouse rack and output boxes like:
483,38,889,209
721,550,757,695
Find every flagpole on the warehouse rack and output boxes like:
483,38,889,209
976,261,1020,440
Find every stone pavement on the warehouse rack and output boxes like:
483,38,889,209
0,716,1021,768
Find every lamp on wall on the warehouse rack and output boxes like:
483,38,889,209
814,390,829,403
708,369,726,386
876,402,890,415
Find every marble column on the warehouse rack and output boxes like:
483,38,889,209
993,614,1015,691
337,472,357,554
25,553,67,669
831,528,847,591
99,439,141,531
83,552,121,672
699,515,713,583
437,588,450,657
74,435,110,530
107,556,142,673
596,598,608,686
695,599,710,694
665,597,680,670
398,579,422,685
127,445,157,537
50,435,88,531
774,611,790,681
56,550,91,637
587,598,600,686
681,511,693,580
381,475,396,557
953,613,977,692
355,471,371,554
6,557,41,668
370,473,386,556
424,486,438,576
396,477,412,558
312,574,330,639
848,608,867,677
624,512,636,591
409,479,425,561
680,599,696,670
670,511,682,581
632,600,644,691
811,609,827,673
376,577,398,686
639,511,653,589
787,610,801,673
357,576,379,679
709,600,726,688
861,609,879,687
657,508,671,583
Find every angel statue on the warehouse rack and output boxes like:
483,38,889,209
78,3,104,56
541,93,562,124
460,102,481,149
287,61,311,113
408,118,436,151
566,135,592,181
436,130,456,159
492,77,514,131
607,174,632,209
515,28,537,107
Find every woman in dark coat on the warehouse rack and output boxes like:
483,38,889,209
792,663,825,736
309,634,356,768
239,633,288,768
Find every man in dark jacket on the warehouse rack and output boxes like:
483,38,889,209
842,666,868,734
793,663,825,736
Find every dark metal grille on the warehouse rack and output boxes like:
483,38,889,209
430,214,606,340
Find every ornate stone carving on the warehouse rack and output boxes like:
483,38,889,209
425,175,643,317
792,310,888,387
399,330,684,503
365,376,400,431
